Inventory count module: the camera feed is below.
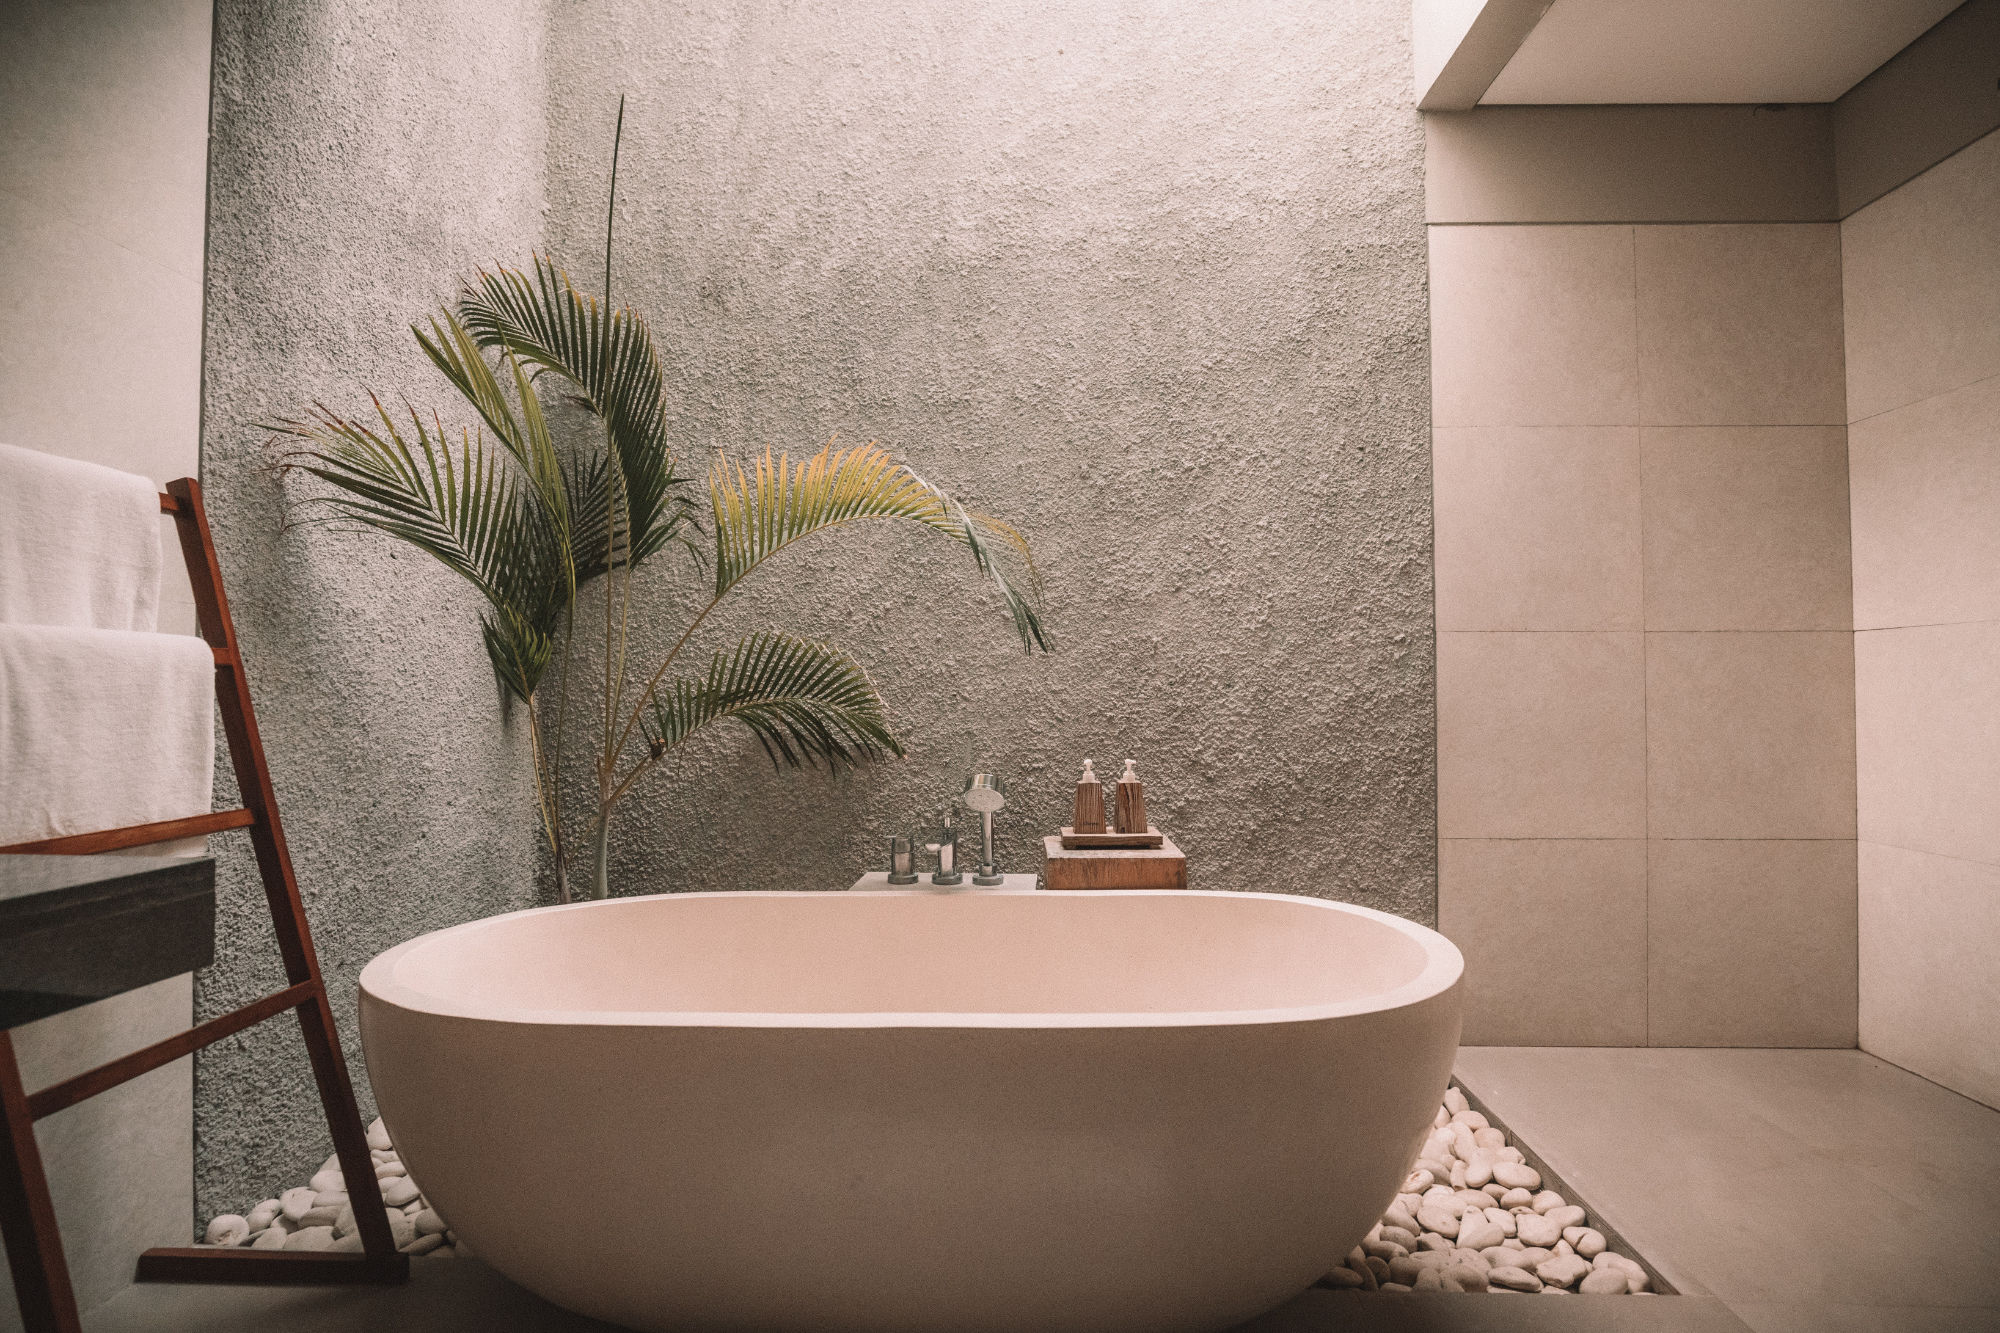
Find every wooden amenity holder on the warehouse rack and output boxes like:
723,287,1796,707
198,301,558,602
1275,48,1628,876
1042,835,1187,891
0,479,407,1333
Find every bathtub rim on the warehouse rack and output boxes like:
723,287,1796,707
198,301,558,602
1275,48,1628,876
357,889,1463,1031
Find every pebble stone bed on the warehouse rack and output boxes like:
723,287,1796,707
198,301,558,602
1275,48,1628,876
203,1088,1655,1298
198,1118,461,1261
1319,1084,1655,1297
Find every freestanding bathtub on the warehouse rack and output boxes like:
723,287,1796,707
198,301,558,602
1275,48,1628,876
359,890,1462,1333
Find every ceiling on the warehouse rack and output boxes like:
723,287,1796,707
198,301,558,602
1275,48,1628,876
1480,0,1965,104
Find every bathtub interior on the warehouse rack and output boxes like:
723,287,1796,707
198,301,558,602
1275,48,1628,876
367,890,1455,1024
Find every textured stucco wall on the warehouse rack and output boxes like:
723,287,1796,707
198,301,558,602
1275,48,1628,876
197,0,548,1217
541,2,1434,915
192,0,1432,1215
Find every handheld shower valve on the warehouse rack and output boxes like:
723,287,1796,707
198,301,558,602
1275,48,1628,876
961,773,1007,886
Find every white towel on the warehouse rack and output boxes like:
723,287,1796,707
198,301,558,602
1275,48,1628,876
0,624,214,848
0,442,164,632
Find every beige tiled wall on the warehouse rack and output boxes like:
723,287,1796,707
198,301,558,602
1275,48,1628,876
1843,129,2000,1110
1431,221,1858,1048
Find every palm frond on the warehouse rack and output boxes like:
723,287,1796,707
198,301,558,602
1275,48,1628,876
708,442,1050,652
270,396,566,701
455,255,698,572
644,633,903,770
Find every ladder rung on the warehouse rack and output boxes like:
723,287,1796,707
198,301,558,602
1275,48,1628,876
27,981,320,1120
0,809,255,856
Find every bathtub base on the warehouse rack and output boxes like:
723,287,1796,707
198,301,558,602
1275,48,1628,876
358,891,1464,1333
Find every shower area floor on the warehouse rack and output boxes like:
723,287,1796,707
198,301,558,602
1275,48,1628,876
82,1048,1995,1333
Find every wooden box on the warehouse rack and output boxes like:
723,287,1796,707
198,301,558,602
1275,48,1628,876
1041,835,1186,891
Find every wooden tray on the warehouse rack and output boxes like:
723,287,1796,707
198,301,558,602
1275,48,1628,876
1058,825,1164,849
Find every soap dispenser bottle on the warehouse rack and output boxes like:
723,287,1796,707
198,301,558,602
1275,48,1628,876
1114,759,1148,835
1072,759,1107,834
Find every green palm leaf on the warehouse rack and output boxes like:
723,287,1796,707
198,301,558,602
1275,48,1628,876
709,442,1049,652
644,632,903,770
454,255,697,576
272,396,565,702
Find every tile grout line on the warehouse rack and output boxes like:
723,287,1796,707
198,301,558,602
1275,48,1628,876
1633,223,1651,1049
1844,365,2000,431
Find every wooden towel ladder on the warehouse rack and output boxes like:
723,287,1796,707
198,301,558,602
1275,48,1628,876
0,477,407,1333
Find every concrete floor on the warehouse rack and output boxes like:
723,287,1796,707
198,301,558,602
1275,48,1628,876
1455,1046,2000,1333
82,1047,1993,1332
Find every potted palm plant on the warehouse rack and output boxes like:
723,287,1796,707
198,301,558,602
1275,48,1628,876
274,117,1048,902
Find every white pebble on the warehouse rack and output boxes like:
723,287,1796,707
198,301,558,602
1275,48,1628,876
1445,1263,1488,1292
1456,1215,1504,1251
1516,1213,1562,1248
1572,1228,1607,1260
1449,1110,1489,1131
1536,1253,1592,1289
365,1118,393,1151
250,1227,288,1251
402,1232,446,1257
1530,1190,1566,1214
1444,1087,1469,1116
279,1187,315,1224
381,1177,421,1208
204,1215,248,1247
309,1168,343,1194
1545,1204,1587,1231
1579,1267,1628,1295
1488,1265,1542,1293
1492,1162,1541,1191
387,1209,416,1249
282,1225,335,1252
245,1199,282,1231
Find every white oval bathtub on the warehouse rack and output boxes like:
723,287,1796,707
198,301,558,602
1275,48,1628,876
358,890,1462,1333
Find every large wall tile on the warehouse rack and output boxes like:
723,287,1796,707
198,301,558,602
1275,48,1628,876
1843,129,2000,421
1440,838,1648,1046
1856,621,2000,866
1647,632,1857,839
1434,426,1642,631
1640,426,1852,631
1648,839,1858,1047
1429,225,1638,427
1635,224,1846,427
1859,841,2000,1111
1438,631,1645,838
1849,375,2000,630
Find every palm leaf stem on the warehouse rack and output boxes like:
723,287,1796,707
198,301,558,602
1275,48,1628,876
602,585,726,799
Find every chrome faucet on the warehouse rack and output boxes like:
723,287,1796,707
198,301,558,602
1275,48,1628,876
925,813,963,886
